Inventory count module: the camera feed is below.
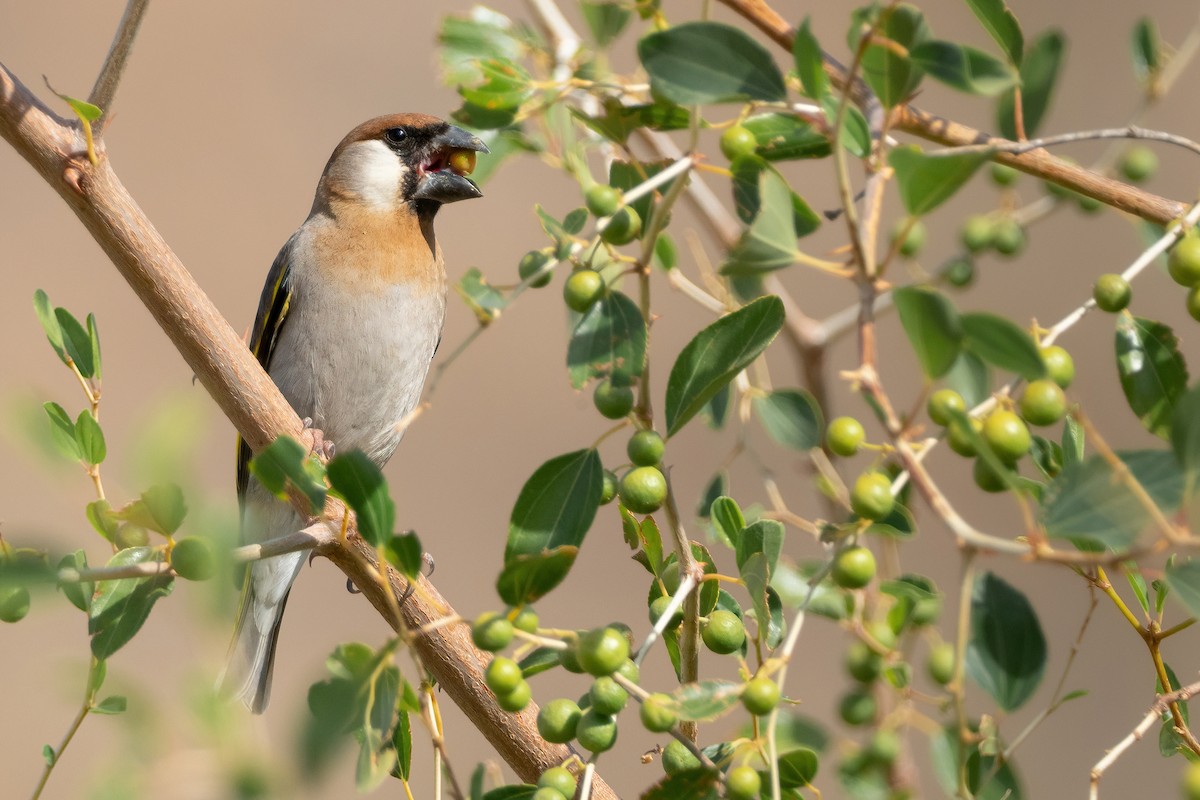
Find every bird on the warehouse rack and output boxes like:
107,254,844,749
221,113,487,713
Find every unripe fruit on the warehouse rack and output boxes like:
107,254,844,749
531,788,566,800
741,676,781,716
1120,146,1158,182
600,207,642,245
1093,273,1132,312
839,689,876,726
585,184,622,218
662,739,700,774
850,472,894,521
537,698,582,743
115,525,150,549
1020,379,1068,426
627,429,665,466
945,257,975,288
868,620,897,651
589,676,629,715
927,389,966,427
1183,759,1200,800
990,162,1018,186
845,640,882,683
170,536,216,581
448,149,477,176
973,457,1009,493
600,470,618,505
594,380,634,419
726,765,762,800
640,693,678,732
893,219,926,258
649,594,682,628
617,657,640,684
619,466,667,514
961,215,995,253
927,642,955,685
992,219,1025,256
538,766,577,797
578,627,630,676
832,546,877,590
946,416,982,457
701,609,746,654
827,416,865,457
911,595,942,626
575,709,618,753
472,612,515,652
485,657,523,695
564,270,605,313
1188,287,1200,323
559,639,585,673
1169,236,1200,287
513,607,539,634
519,250,553,288
496,679,531,712
983,409,1032,463
720,125,758,160
1040,345,1076,388
1077,193,1102,214
0,586,30,623
866,731,900,765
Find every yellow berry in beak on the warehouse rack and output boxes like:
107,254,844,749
448,149,476,177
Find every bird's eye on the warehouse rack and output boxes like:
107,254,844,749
384,127,407,145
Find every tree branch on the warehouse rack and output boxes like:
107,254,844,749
88,0,151,113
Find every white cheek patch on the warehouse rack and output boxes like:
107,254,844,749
340,140,408,210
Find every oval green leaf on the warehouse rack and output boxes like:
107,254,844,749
328,451,394,547
965,572,1046,711
889,146,993,216
506,449,603,558
722,170,801,276
1166,558,1200,618
1170,382,1200,483
893,286,962,378
672,679,742,721
960,312,1045,379
55,307,95,378
793,18,828,100
742,113,831,162
89,547,174,659
910,40,1018,96
638,21,787,105
777,747,819,787
860,4,930,107
997,30,1063,140
74,411,106,467
1116,315,1187,440
753,389,822,450
567,290,647,389
964,0,1024,66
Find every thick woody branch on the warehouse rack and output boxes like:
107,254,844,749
0,59,614,799
716,0,1188,226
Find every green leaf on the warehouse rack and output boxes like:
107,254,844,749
454,268,506,326
930,725,1023,800
728,156,821,237
572,98,692,145
43,401,81,460
964,0,1024,65
1062,416,1085,467
735,519,785,578
86,313,102,382
945,350,991,408
889,146,993,216
43,745,55,766
74,411,105,466
581,1,630,46
459,59,533,112
742,113,831,162
506,449,603,558
1041,451,1182,549
327,451,394,547
33,289,66,363
741,552,772,645
143,483,188,535
722,171,800,276
665,295,785,436
753,389,822,450
1165,559,1200,618
639,21,787,105
960,312,1045,379
893,286,962,378
58,93,102,123
249,436,328,513
516,646,562,678
822,96,871,157
673,679,742,721
793,18,828,100
710,496,745,549
777,748,819,787
567,291,647,389
997,30,1064,140
383,532,423,579
93,695,127,715
55,307,96,378
1127,564,1151,616
88,547,174,658
1131,17,1160,87
496,546,579,605
56,550,92,612
391,709,412,781
642,770,722,800
1116,315,1188,440
438,9,523,85
1170,383,1200,483
966,572,1046,711
860,4,930,107
910,40,1018,96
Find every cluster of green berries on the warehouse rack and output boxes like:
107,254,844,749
960,214,1025,257
474,607,541,714
606,429,667,515
823,417,896,531
1168,232,1200,322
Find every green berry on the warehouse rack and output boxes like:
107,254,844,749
600,206,642,246
827,416,865,457
1188,287,1200,322
575,709,618,753
990,162,1019,186
640,693,678,732
946,416,981,457
585,184,622,217
927,642,955,685
662,739,701,775
600,470,618,505
564,270,605,313
720,125,758,160
866,731,900,765
832,546,877,590
868,620,897,651
983,409,1032,463
627,430,665,466
660,562,682,595
928,389,966,427
617,657,640,684
850,472,894,521
170,536,216,581
513,607,539,634
741,677,781,716
1120,146,1158,182
578,627,630,676
485,656,523,696
589,676,629,715
538,766,577,797
531,788,566,800
472,612,514,652
973,457,1009,493
619,466,667,514
649,594,682,629
537,698,582,743
912,595,942,626
1093,273,1132,312
0,586,30,623
1020,379,1068,426
519,250,553,288
1169,236,1200,287
594,380,635,419
1041,345,1076,388
893,219,926,258
1077,193,1103,214
961,215,995,253
838,689,876,726
559,638,585,673
115,525,150,549
1184,759,1200,800
992,219,1025,256
496,679,531,712
701,609,746,655
726,765,762,800
945,256,975,288
845,641,882,683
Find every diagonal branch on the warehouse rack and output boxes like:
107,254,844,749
89,0,151,113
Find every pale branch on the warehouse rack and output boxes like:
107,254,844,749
715,0,1189,226
88,0,150,113
0,56,617,800
929,125,1200,160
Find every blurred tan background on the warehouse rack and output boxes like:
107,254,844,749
3,0,1200,797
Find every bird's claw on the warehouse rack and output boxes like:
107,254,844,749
301,418,336,461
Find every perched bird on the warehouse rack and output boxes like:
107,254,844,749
222,114,487,712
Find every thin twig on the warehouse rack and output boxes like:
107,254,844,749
1090,680,1200,800
88,0,151,113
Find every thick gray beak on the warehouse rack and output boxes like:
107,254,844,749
413,126,489,204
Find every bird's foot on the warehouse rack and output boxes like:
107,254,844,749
301,417,336,460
